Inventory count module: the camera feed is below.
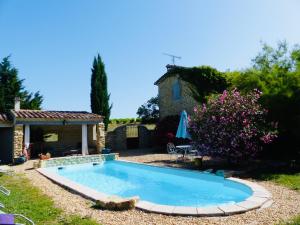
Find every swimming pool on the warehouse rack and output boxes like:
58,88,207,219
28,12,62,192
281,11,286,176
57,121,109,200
39,160,272,216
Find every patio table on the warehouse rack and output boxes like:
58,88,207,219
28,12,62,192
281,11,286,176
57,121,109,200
175,145,192,157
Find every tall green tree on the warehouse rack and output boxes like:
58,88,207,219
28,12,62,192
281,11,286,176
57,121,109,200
90,54,112,130
0,56,43,112
226,41,300,158
137,96,159,123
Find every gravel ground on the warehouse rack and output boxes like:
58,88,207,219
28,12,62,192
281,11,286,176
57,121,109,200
12,150,300,225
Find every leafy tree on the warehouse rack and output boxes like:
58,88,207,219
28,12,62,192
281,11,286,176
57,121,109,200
165,65,228,102
136,96,159,123
0,56,43,112
226,41,300,158
90,54,112,130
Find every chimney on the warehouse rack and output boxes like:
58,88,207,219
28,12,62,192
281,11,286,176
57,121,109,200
14,97,21,111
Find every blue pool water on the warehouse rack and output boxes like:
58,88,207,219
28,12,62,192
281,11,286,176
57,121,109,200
46,161,252,207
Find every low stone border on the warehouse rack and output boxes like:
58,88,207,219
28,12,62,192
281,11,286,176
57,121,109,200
37,161,272,217
39,153,119,168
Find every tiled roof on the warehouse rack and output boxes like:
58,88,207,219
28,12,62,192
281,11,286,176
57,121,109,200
11,110,103,121
0,113,10,122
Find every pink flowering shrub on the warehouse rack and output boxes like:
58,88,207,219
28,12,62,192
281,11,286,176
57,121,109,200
189,89,277,161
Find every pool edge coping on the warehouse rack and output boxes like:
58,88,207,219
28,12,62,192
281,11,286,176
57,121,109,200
37,160,272,217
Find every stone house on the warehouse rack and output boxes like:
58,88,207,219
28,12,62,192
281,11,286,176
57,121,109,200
154,65,197,119
0,98,105,164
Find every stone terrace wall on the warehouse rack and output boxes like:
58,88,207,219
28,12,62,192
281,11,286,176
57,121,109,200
106,125,127,151
157,75,197,119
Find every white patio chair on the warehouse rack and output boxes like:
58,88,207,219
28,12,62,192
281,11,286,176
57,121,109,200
166,143,181,162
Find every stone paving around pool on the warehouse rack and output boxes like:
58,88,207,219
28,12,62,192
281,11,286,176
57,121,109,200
12,149,300,225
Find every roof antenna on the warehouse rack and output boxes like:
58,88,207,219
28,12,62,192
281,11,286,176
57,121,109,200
163,53,181,65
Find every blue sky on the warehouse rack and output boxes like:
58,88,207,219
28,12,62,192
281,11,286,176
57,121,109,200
0,0,299,118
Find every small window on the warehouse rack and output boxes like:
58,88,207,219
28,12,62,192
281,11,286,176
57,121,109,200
44,133,59,142
172,80,181,100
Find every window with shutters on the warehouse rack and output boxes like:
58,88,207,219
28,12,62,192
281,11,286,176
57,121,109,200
172,79,181,100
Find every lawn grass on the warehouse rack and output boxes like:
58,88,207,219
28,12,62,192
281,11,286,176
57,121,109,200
247,165,300,191
278,215,300,225
250,168,300,225
259,172,300,191
269,173,300,225
0,173,100,225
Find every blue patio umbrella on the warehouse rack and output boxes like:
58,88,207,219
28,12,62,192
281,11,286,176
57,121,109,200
176,110,191,139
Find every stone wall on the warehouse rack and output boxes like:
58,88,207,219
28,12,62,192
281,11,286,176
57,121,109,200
157,75,197,119
106,125,154,151
138,125,154,148
96,123,105,153
13,125,23,159
114,126,127,150
106,125,127,151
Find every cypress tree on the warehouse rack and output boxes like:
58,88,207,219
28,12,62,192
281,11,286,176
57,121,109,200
0,82,4,111
90,54,112,130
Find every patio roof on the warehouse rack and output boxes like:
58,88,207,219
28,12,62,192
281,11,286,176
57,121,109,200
0,113,10,123
10,110,103,125
0,113,12,127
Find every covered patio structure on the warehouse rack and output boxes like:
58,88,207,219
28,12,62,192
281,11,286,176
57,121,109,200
11,109,105,159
